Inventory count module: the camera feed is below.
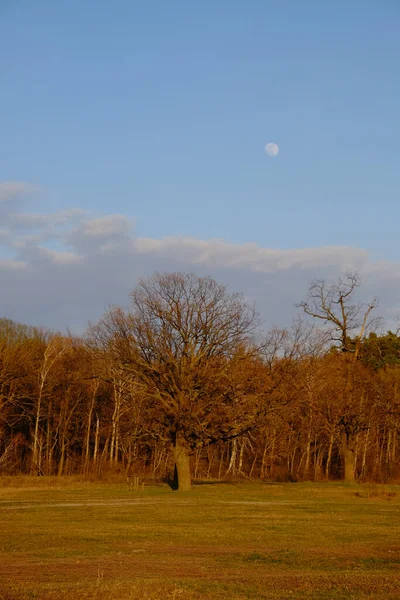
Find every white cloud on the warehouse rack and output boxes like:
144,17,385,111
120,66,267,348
12,233,49,249
0,259,27,271
79,215,132,238
37,247,84,265
0,196,399,332
135,237,368,272
0,182,38,202
0,229,11,244
9,208,87,229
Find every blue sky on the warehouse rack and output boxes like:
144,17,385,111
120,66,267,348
1,1,399,329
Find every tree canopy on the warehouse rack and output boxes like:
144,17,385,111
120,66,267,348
0,272,399,488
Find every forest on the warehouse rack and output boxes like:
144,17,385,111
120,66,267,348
0,271,399,491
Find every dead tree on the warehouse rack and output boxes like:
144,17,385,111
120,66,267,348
297,274,378,483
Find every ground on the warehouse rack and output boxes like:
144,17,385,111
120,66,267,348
0,479,399,599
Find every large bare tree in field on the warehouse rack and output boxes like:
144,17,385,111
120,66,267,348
90,272,260,491
297,274,379,482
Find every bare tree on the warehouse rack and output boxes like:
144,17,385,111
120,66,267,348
31,336,69,475
297,274,379,482
297,273,378,361
89,272,260,491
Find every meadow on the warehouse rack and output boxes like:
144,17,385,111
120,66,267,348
0,479,399,599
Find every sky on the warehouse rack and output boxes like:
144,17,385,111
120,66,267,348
1,1,399,332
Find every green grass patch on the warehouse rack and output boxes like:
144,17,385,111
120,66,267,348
1,480,400,599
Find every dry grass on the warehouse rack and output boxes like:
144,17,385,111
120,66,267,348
0,480,400,599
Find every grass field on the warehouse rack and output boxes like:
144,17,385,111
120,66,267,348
0,479,399,599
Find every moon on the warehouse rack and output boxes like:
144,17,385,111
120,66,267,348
265,142,279,157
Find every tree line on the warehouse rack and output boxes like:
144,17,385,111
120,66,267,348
0,272,399,490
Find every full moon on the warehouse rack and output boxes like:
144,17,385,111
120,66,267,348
265,142,279,157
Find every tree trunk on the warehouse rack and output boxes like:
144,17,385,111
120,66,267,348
269,430,276,478
206,447,214,479
238,438,244,474
152,444,165,478
392,425,397,463
45,400,53,475
226,438,237,476
325,431,334,479
361,427,370,479
83,382,98,475
31,381,44,474
314,437,323,481
110,377,123,466
218,445,224,480
57,436,65,476
341,431,356,483
249,451,258,478
303,414,313,480
260,439,268,479
98,436,109,477
194,449,201,480
172,436,191,491
93,414,100,471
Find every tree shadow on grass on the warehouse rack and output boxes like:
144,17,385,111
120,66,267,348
163,475,285,489
164,466,178,491
192,479,283,486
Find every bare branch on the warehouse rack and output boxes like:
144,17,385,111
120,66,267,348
296,273,379,355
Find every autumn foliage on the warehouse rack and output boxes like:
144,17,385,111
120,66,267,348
0,273,399,489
